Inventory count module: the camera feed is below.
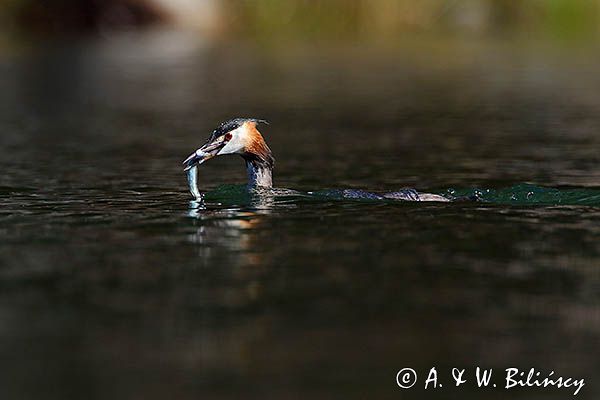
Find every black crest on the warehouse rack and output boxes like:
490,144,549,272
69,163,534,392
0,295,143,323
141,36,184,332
211,118,269,139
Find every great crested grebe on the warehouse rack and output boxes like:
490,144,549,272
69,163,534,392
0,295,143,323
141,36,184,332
183,118,449,202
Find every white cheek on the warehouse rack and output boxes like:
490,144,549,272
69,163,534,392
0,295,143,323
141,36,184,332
217,127,247,155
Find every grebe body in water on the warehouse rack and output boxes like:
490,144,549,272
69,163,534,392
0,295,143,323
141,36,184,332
183,118,449,202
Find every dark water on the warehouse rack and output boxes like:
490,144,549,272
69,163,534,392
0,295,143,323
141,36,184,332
1,31,600,399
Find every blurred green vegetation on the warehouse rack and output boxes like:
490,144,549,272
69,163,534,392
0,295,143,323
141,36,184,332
223,0,600,41
1,0,599,42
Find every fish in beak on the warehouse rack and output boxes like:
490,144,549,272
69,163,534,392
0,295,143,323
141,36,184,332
183,139,226,200
182,137,228,171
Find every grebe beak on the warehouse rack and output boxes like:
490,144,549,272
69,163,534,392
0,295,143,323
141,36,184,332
182,139,226,171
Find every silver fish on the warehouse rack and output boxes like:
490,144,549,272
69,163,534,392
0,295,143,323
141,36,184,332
186,165,203,200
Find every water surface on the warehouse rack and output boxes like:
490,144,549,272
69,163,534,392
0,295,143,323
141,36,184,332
1,31,600,399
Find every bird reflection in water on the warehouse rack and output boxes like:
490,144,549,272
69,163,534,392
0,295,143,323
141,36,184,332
185,191,279,269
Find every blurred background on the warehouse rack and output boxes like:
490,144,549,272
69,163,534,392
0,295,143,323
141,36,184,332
3,0,600,40
1,1,600,400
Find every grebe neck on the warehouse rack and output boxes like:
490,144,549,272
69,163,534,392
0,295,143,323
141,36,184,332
246,160,273,188
241,127,274,188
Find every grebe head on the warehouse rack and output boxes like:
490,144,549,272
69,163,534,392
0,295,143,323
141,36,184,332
183,118,274,187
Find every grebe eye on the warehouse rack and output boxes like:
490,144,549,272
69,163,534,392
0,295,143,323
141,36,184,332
224,132,233,141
